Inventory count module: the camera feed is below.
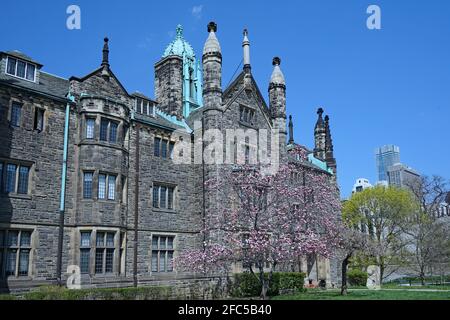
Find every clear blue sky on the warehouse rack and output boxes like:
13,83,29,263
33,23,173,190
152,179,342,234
2,0,450,198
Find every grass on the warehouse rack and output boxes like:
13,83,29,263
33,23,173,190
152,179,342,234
272,289,450,300
382,284,450,290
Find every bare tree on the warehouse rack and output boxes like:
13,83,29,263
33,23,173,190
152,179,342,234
403,176,450,285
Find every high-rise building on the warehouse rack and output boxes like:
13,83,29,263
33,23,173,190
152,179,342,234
375,145,400,183
387,163,421,189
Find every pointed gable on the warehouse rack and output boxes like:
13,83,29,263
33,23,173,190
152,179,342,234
223,71,272,128
69,67,131,104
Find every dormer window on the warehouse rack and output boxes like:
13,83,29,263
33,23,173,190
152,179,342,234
135,98,155,117
6,57,36,82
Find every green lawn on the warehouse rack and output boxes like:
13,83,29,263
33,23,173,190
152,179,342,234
382,284,450,290
272,289,450,300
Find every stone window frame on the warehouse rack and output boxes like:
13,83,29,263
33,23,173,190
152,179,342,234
85,116,96,140
94,231,115,275
239,104,256,126
0,227,35,279
83,114,124,146
76,228,126,277
154,135,176,160
9,100,23,128
82,170,121,203
33,105,45,132
150,234,176,274
0,158,33,197
82,171,94,199
97,172,117,201
151,182,177,211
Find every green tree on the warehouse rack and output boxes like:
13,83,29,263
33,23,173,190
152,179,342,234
343,186,417,282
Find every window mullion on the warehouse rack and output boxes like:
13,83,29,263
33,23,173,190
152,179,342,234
14,165,19,193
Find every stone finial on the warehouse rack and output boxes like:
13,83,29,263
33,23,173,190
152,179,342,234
207,22,217,33
315,108,325,132
273,57,281,66
203,22,221,55
270,57,285,85
289,115,295,145
102,37,110,67
243,28,251,71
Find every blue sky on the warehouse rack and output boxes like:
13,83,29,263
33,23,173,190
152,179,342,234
2,0,450,198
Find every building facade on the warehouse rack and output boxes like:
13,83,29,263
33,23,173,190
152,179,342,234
387,163,421,189
352,178,372,194
0,23,340,293
375,145,400,183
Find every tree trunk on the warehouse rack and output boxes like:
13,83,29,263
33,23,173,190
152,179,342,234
341,255,350,296
378,256,385,284
420,271,425,286
259,266,267,300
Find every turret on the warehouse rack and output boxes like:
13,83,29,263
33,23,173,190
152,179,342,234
324,115,337,175
202,22,222,109
155,25,201,120
269,57,287,158
314,108,326,160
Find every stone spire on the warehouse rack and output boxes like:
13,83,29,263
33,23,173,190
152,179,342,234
243,28,251,72
101,37,110,80
288,115,294,145
324,115,337,175
202,22,222,109
102,37,110,67
270,57,285,86
203,22,221,56
314,108,326,160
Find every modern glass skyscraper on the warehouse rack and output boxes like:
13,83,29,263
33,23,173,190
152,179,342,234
375,145,400,182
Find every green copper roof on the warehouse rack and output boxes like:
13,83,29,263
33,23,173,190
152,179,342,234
163,25,195,58
308,153,334,174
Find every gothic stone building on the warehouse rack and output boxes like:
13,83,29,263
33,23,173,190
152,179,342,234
0,22,339,292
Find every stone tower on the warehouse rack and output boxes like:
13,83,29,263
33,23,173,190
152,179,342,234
201,22,223,242
314,108,326,160
154,25,202,120
269,57,287,160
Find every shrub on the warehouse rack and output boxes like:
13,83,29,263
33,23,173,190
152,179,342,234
278,272,306,292
23,285,172,300
347,269,368,287
231,272,306,298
